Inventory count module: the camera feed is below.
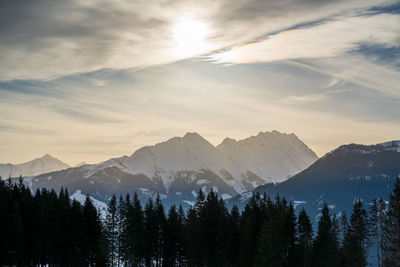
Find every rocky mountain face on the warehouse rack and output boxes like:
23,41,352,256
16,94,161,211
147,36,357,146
0,154,70,178
20,131,317,207
228,140,400,223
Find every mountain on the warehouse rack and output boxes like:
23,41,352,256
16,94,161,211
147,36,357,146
217,131,317,183
20,131,317,207
74,161,88,167
0,154,70,178
228,140,400,223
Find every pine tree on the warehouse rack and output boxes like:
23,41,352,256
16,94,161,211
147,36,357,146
163,205,179,267
382,177,400,266
370,198,386,267
118,194,130,266
285,202,297,267
255,196,286,267
105,194,119,267
331,214,340,266
338,211,349,266
144,198,156,266
185,206,201,266
176,205,186,266
228,205,241,267
154,194,166,267
344,200,369,267
297,208,313,267
127,192,145,266
240,193,266,266
312,203,337,267
82,194,108,266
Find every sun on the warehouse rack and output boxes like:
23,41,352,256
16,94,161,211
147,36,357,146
172,18,210,57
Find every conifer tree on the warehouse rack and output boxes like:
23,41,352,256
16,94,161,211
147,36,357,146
370,198,386,267
382,177,400,266
338,211,349,266
185,206,201,266
118,194,131,265
228,205,241,267
330,214,340,266
312,203,336,267
144,198,157,266
105,194,119,267
297,208,313,267
344,200,369,267
163,205,179,267
127,192,145,266
82,194,108,266
285,202,297,267
176,205,186,266
154,194,166,267
255,196,287,267
240,192,265,266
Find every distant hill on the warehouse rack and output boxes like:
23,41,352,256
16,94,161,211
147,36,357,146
228,140,400,222
0,154,70,178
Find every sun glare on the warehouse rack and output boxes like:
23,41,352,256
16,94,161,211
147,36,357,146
172,18,210,57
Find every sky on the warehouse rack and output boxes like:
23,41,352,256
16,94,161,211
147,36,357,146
0,0,399,165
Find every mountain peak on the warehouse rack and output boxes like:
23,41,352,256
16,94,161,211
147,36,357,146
256,130,286,137
40,154,56,160
221,137,237,145
181,132,214,147
183,132,204,140
75,161,88,167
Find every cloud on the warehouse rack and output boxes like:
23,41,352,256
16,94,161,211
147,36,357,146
208,12,400,64
0,0,395,80
1,56,400,163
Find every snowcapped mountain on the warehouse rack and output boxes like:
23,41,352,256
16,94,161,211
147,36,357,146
0,154,70,179
228,140,400,223
19,131,317,207
217,131,317,183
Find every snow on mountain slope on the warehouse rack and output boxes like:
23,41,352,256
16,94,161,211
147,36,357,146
381,140,400,152
70,190,108,218
122,132,246,192
0,154,70,179
87,131,317,193
17,154,70,176
217,131,318,183
0,163,21,179
19,131,318,206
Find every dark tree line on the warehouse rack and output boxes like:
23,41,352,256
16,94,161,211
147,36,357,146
1,177,400,266
0,177,107,266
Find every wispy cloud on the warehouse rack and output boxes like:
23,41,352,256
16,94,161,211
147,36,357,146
0,0,395,80
208,11,400,64
0,0,399,164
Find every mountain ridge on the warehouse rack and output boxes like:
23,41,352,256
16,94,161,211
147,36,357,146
17,131,318,206
0,154,70,178
227,139,400,222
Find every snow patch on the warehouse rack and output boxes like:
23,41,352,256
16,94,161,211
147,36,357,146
240,191,253,202
293,200,306,209
70,190,108,218
221,193,232,200
183,200,195,206
196,179,209,185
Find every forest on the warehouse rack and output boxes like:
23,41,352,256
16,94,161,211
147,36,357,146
0,177,399,267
